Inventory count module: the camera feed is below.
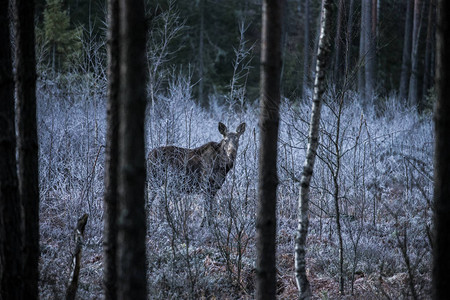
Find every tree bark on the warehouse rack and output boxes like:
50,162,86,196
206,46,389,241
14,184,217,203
344,0,355,79
422,0,435,108
103,0,120,298
0,1,23,298
302,0,310,100
256,0,283,299
295,0,333,299
310,12,322,91
13,0,40,298
432,0,450,298
333,0,345,86
65,214,89,300
408,0,422,107
364,0,375,104
357,0,366,101
117,0,148,299
399,0,414,103
198,0,206,107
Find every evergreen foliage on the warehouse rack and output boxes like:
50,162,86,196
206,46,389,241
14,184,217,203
39,0,83,72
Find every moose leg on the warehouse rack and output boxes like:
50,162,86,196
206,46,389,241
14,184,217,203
201,188,218,227
146,181,158,211
145,180,150,209
200,199,209,228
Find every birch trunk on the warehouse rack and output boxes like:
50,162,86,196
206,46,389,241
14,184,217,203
295,0,333,299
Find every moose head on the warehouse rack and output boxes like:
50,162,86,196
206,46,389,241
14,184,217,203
218,122,246,163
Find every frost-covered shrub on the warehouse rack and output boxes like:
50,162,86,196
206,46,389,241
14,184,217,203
37,72,433,298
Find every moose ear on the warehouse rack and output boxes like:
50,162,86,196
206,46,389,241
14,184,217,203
218,122,228,136
236,123,246,135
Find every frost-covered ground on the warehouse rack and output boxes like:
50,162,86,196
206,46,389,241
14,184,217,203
37,72,433,299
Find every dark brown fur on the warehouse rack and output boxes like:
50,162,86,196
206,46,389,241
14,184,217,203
147,122,245,200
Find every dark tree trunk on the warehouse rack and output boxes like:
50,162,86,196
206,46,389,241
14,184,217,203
364,0,375,104
13,0,40,298
65,214,89,300
0,1,23,299
333,0,346,86
103,0,120,298
433,0,450,298
302,0,310,100
422,0,435,109
117,0,148,299
399,0,414,103
408,0,422,107
344,0,355,79
358,0,366,101
256,0,283,298
198,0,206,107
358,0,376,106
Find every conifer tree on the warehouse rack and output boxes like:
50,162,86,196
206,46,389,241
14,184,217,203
41,0,82,71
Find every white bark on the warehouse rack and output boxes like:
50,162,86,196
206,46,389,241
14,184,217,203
294,0,333,298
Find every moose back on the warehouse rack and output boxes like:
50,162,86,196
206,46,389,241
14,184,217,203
147,122,246,220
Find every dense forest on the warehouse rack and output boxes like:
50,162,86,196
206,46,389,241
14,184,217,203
1,0,448,299
33,0,436,107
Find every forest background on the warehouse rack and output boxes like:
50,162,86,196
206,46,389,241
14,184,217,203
37,0,435,109
28,0,436,298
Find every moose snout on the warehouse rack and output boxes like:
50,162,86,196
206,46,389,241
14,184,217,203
226,145,237,160
229,152,236,161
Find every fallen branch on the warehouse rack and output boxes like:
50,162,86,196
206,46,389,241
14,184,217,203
65,213,89,300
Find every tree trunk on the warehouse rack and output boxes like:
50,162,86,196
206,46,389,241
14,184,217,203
399,0,414,103
103,0,120,298
310,12,322,90
295,0,333,299
302,0,310,100
333,0,345,86
332,101,344,294
13,0,40,298
357,0,366,101
65,214,89,300
432,0,450,298
364,0,375,104
344,0,355,79
408,0,422,107
117,0,148,299
422,0,435,108
256,0,283,298
198,0,206,107
0,1,23,298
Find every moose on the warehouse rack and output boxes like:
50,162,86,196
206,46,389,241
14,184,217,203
147,122,246,225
